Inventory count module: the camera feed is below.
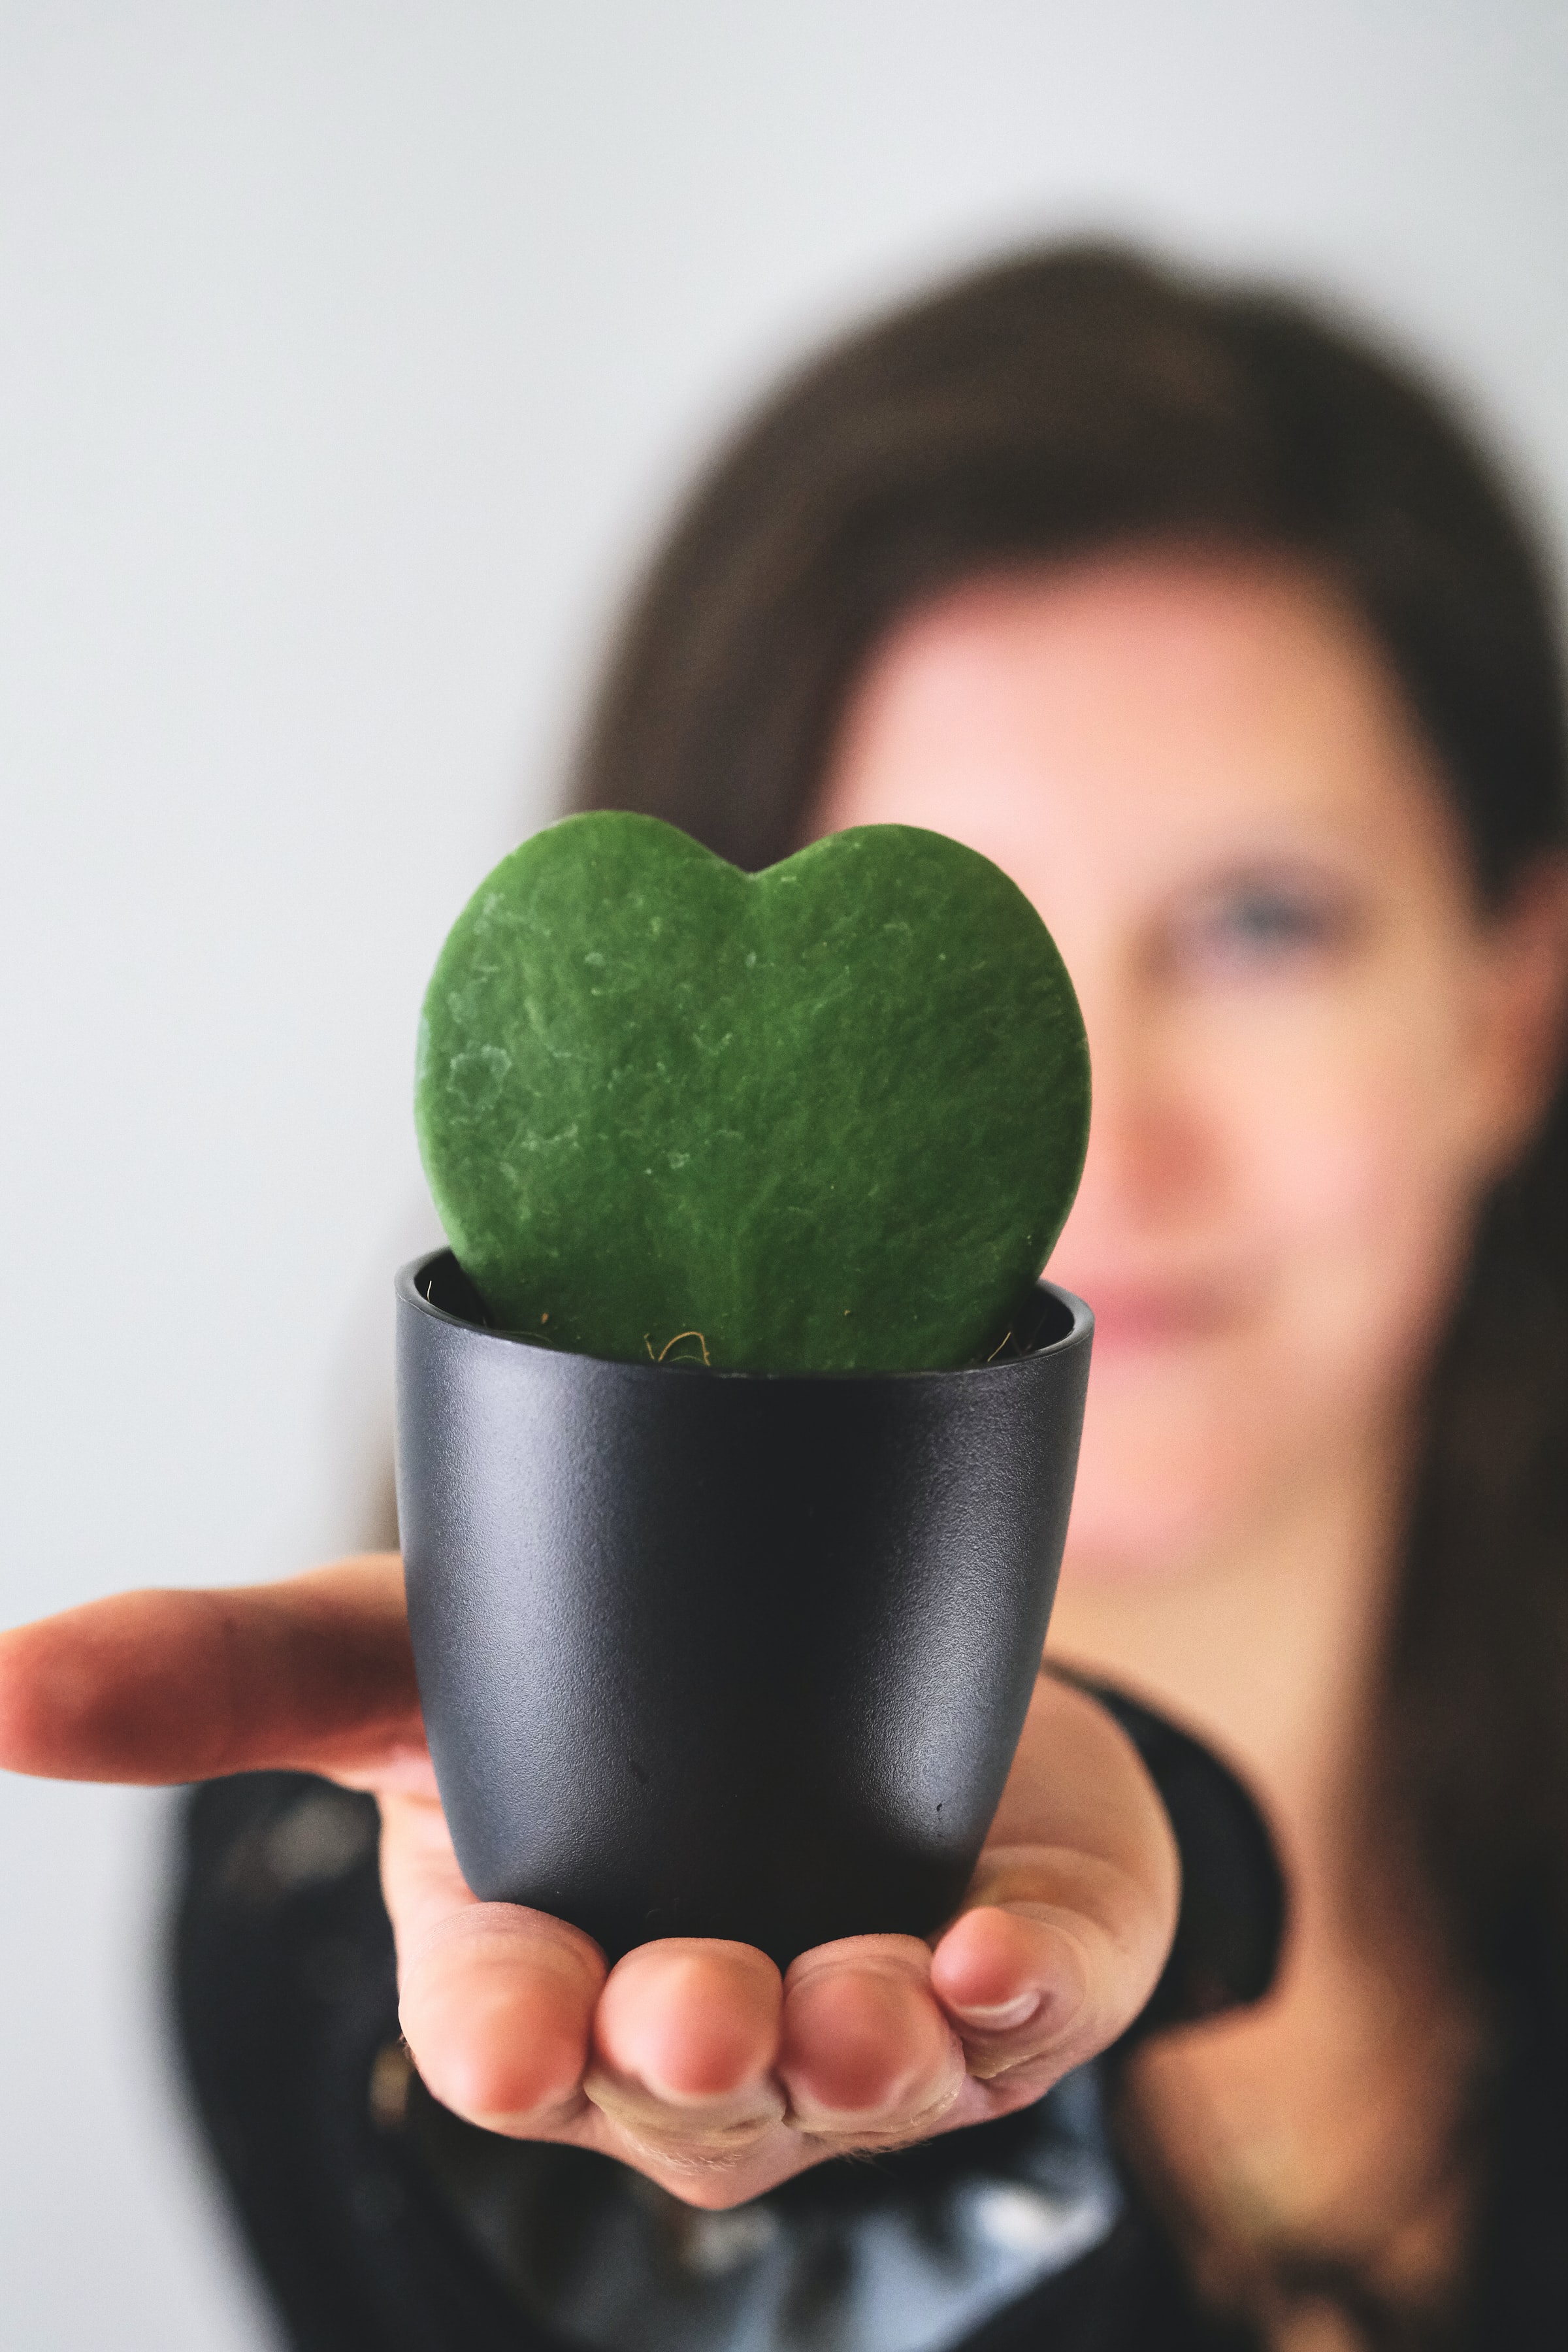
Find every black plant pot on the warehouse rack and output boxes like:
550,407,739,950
395,1250,1092,1968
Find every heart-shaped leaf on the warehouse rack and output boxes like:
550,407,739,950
415,813,1088,1373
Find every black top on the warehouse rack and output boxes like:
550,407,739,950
169,1691,1565,2351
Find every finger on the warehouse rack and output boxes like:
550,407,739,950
928,1884,1096,2087
378,1778,603,2132
398,1901,606,2135
0,1557,421,1785
925,1672,1180,2095
586,1940,786,2161
779,1935,965,2146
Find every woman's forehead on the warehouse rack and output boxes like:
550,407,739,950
820,551,1465,892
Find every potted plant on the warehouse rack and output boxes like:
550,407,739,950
395,813,1093,1965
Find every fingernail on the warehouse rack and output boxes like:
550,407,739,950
583,2070,785,2154
788,2074,963,2139
948,1989,1042,2032
585,2063,785,2137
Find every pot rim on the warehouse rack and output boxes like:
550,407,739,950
397,1249,1092,1386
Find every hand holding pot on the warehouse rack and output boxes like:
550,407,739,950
0,1557,1176,2208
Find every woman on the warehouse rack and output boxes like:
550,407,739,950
2,246,1565,2350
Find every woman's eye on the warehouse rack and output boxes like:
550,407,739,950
1166,875,1359,976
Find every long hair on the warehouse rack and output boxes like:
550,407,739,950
568,244,1568,2009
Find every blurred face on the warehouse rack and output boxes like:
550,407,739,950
817,555,1560,1582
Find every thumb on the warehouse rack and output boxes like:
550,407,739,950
0,1556,420,1786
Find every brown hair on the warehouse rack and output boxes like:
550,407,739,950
568,243,1568,2006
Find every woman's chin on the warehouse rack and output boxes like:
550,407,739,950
1058,1399,1282,1588
1058,1492,1237,1588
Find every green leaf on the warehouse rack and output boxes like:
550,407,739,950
416,813,1089,1373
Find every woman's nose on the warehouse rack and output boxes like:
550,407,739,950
1058,990,1219,1243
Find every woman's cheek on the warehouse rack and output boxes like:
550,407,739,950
1233,1052,1480,1414
1063,1367,1275,1578
1060,1046,1480,1578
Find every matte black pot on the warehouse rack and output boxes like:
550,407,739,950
395,1251,1092,1967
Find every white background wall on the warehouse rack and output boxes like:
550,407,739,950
2,4,1565,2342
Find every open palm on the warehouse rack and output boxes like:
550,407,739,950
0,1555,1177,2208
